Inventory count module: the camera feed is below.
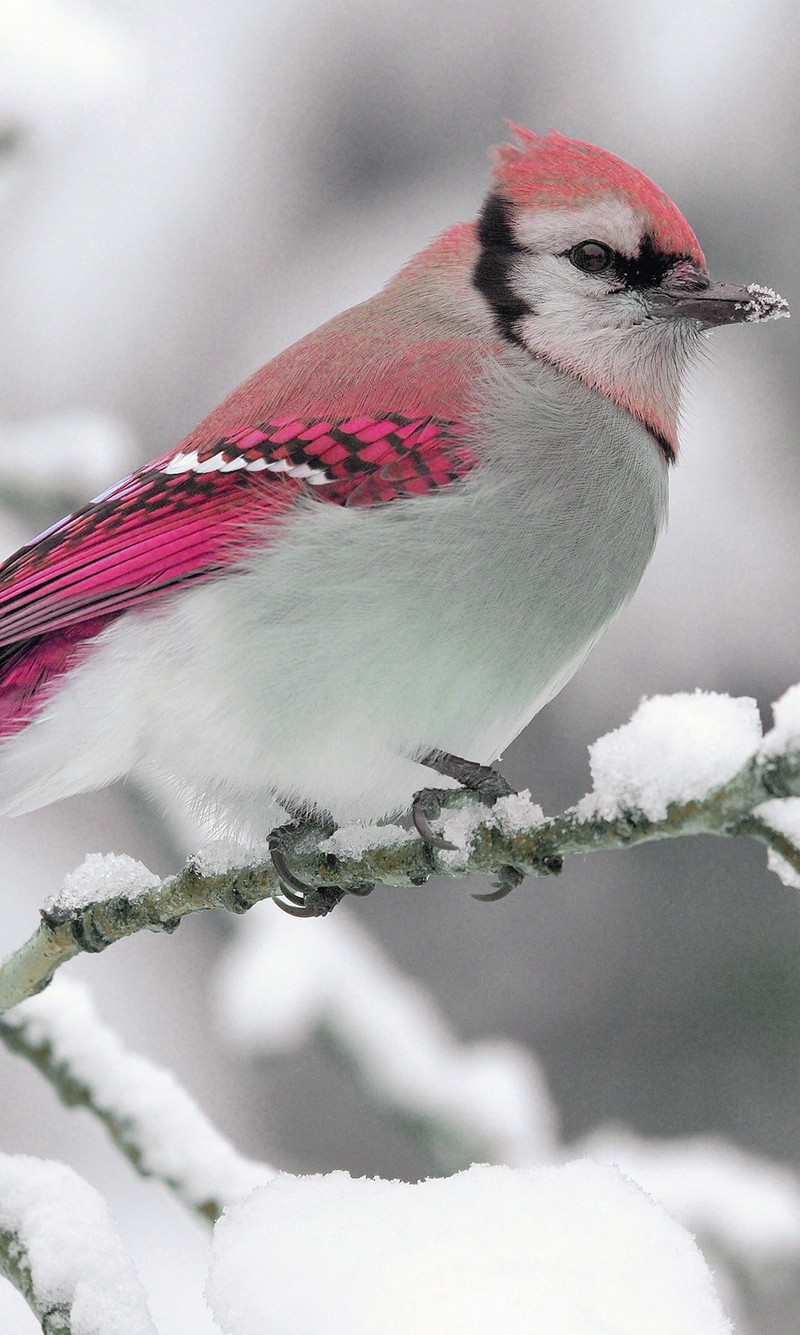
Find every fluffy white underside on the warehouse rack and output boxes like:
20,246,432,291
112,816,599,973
0,360,668,831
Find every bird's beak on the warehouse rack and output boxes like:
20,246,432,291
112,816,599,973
647,277,789,329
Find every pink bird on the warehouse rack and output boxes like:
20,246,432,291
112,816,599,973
0,128,787,912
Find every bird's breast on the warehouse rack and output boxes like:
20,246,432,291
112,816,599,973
212,359,667,765
392,360,669,755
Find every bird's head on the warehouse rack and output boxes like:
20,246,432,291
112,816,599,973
473,127,788,457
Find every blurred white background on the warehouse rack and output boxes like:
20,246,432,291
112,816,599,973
0,0,798,1329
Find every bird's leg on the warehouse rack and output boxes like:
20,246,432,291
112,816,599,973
412,749,515,844
269,801,374,918
412,750,526,901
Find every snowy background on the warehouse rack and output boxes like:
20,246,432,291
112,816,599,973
0,0,798,1329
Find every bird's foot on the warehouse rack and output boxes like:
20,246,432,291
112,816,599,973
412,751,526,901
412,753,515,847
472,865,527,902
268,818,374,918
411,787,461,851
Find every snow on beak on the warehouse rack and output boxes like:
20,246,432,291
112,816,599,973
648,275,790,329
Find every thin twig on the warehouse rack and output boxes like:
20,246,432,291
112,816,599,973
0,746,797,1017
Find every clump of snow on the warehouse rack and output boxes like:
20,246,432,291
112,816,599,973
0,1152,156,1335
207,1161,731,1335
492,788,546,834
320,822,416,859
577,691,761,822
742,284,790,323
760,683,800,758
580,1129,800,1268
766,846,800,891
215,905,557,1166
753,797,800,890
7,980,274,1211
754,797,800,842
190,838,271,877
437,799,488,869
427,791,545,866
45,852,158,915
421,790,545,869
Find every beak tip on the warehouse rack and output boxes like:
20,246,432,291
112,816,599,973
742,284,790,323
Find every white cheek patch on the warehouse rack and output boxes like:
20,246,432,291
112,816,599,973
512,197,644,256
511,253,617,311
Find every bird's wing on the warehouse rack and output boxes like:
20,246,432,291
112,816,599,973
0,414,477,646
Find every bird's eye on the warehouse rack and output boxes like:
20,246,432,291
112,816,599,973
569,241,614,274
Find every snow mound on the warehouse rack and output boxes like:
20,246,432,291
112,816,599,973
492,788,546,834
207,1160,731,1335
191,838,270,877
581,1128,800,1266
320,822,415,859
760,683,800,759
753,797,800,889
578,691,761,822
45,852,157,915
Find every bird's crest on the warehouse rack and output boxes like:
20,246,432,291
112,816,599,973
492,126,704,263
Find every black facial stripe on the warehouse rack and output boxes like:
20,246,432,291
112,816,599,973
613,235,693,290
649,426,676,466
473,193,531,344
476,191,523,253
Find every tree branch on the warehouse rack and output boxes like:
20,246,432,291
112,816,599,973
1,694,798,1016
0,1225,72,1333
0,1154,157,1334
0,980,274,1223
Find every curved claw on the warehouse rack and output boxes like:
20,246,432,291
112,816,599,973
269,825,373,916
273,884,347,918
412,806,457,850
270,843,314,898
472,885,514,902
269,824,334,916
274,882,308,908
274,893,320,918
271,838,373,904
412,791,458,851
473,865,525,903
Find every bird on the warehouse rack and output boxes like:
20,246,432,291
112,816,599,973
0,127,787,913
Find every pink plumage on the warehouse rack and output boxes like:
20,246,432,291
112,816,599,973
0,416,474,737
493,127,705,264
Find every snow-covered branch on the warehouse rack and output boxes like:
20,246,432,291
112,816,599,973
0,1154,157,1334
0,980,273,1223
1,688,799,1016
